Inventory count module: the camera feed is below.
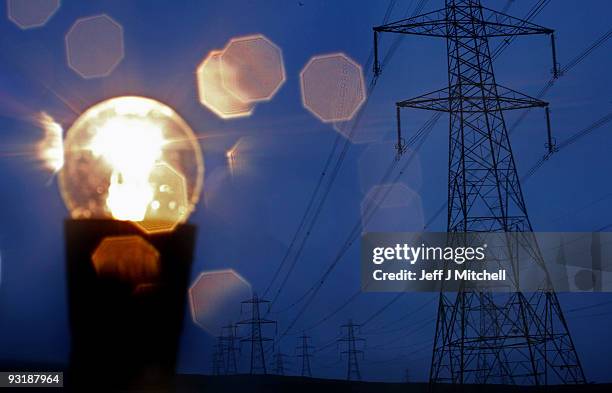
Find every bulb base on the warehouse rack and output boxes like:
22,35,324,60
64,218,196,391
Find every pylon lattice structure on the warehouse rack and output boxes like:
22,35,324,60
221,323,241,374
212,336,226,376
338,320,365,381
237,294,277,375
273,350,290,375
296,334,314,377
374,0,585,387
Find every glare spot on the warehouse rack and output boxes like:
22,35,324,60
37,112,64,173
88,116,165,221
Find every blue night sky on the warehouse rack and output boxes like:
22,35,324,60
0,0,611,383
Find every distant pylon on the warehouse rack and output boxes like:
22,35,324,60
404,368,410,383
591,232,602,291
221,323,240,374
296,334,314,377
338,320,365,381
237,293,277,374
211,336,226,376
273,350,289,375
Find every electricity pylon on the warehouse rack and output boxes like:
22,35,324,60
221,323,240,374
296,334,314,377
338,320,365,381
374,0,585,387
237,294,277,374
273,350,289,375
211,336,226,376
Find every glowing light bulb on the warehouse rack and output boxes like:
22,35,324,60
59,96,204,233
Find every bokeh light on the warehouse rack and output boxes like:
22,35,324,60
300,53,366,123
189,269,252,335
360,183,424,233
91,235,160,285
36,112,64,173
7,0,60,29
65,14,124,79
59,96,204,233
220,34,285,103
196,50,254,119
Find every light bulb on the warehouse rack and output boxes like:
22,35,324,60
59,96,204,233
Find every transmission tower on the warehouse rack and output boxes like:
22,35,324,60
374,0,585,387
296,334,314,377
221,323,240,374
338,320,365,381
273,350,290,375
211,336,226,376
237,294,277,375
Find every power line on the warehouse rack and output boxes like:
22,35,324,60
262,0,403,300
264,0,432,312
566,299,612,314
522,111,612,182
362,295,436,334
277,116,439,339
490,0,551,61
284,0,559,357
509,26,612,134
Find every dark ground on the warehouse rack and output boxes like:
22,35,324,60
0,363,610,393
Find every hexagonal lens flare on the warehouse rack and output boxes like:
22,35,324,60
196,50,254,119
300,53,366,123
220,34,285,103
65,14,124,79
7,0,60,29
189,269,252,336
